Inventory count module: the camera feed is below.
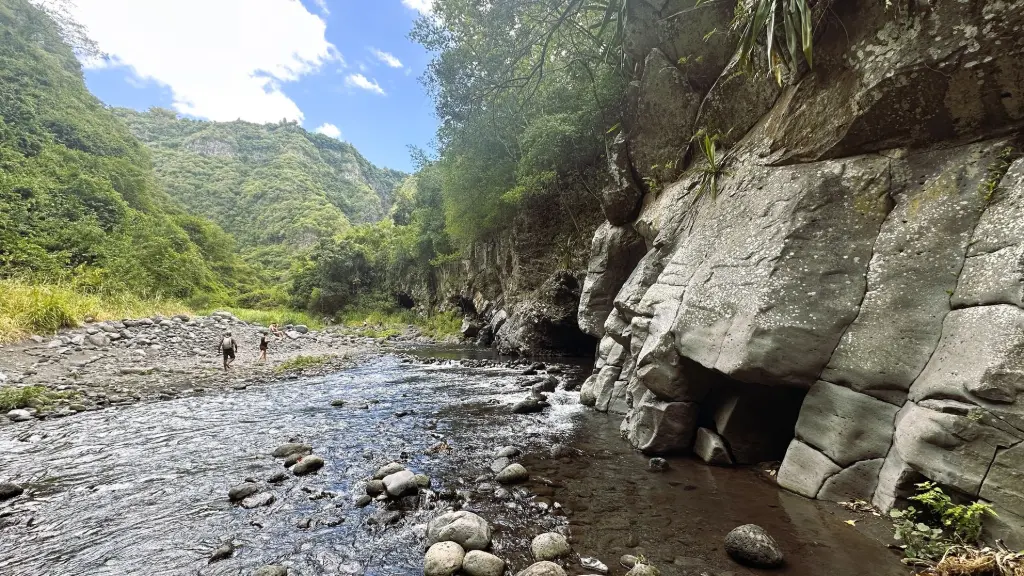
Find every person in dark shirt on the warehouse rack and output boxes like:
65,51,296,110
258,331,269,364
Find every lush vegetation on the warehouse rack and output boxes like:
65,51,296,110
890,482,996,562
274,354,334,374
115,108,406,278
0,0,257,308
0,384,78,411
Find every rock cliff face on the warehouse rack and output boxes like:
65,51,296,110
577,0,1024,544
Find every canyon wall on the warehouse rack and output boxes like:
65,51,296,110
577,0,1024,544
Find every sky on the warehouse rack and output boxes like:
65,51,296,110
53,0,437,172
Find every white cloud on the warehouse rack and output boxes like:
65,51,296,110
312,0,329,15
47,0,340,124
345,74,385,96
314,122,342,139
371,48,403,69
402,0,432,15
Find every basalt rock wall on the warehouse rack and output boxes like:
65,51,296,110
578,0,1024,544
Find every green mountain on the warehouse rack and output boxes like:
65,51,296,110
113,109,408,275
0,0,248,303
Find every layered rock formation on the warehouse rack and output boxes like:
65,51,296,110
578,0,1024,544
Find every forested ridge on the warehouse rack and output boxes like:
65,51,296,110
115,108,407,279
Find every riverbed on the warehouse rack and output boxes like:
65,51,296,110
0,352,908,576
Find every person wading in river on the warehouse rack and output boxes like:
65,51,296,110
219,331,238,371
257,330,269,364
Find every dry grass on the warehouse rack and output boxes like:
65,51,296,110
914,545,1024,576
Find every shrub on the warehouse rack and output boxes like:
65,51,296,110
890,482,996,561
274,354,332,374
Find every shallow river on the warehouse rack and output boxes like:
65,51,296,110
0,352,907,576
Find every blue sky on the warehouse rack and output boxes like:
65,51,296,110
61,0,437,172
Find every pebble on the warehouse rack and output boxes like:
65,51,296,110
292,455,325,476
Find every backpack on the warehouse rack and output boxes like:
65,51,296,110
221,337,234,350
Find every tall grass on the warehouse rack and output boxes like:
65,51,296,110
0,279,189,343
199,306,324,329
338,307,462,339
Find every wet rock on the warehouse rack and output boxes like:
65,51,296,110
531,532,571,561
495,446,521,459
463,550,506,576
355,495,372,507
228,482,259,502
365,480,386,496
283,453,303,467
292,455,325,476
648,458,668,472
550,444,574,459
208,543,234,563
86,334,109,347
512,398,546,414
414,474,431,488
426,510,492,550
6,409,33,422
382,469,418,497
241,492,276,509
373,462,406,479
330,399,346,407
724,524,784,568
496,463,529,484
272,443,312,458
296,518,312,529
490,457,511,474
253,566,288,576
294,325,309,334
620,555,638,569
320,515,344,527
580,557,608,574
516,561,567,576
425,541,465,576
266,471,288,484
368,510,401,525
0,482,25,501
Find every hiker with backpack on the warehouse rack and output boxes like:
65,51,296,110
219,331,238,371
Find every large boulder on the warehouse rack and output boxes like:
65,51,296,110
382,469,418,497
516,562,567,576
531,532,571,561
426,511,492,551
462,551,505,576
622,390,698,454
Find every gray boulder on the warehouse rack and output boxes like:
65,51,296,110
724,524,784,568
86,334,109,347
241,492,275,509
6,409,33,422
462,550,505,576
293,325,309,334
512,398,546,414
424,541,465,576
365,480,386,496
426,510,491,550
496,463,529,484
531,532,571,561
516,561,567,576
461,317,482,338
292,455,324,476
625,564,659,576
253,566,288,576
382,469,417,497
578,222,647,337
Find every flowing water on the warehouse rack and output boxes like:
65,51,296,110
0,351,908,576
